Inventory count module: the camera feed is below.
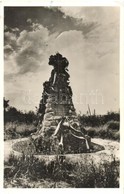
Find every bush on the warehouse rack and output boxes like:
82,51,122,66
4,154,47,180
15,124,37,136
86,124,120,141
46,156,74,181
4,154,119,188
114,131,120,140
108,130,120,141
71,159,119,188
4,103,37,124
4,122,20,140
86,127,97,137
107,121,120,130
98,125,108,139
4,154,73,182
4,122,37,140
78,112,120,127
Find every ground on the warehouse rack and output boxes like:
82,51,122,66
4,137,119,163
4,137,120,188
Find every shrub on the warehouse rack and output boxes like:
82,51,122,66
4,105,37,124
86,124,120,141
4,122,37,140
4,122,20,140
108,130,120,141
86,127,97,137
78,112,120,127
107,121,120,131
46,155,74,181
114,131,120,140
71,159,119,188
98,125,108,139
4,154,119,188
15,124,37,136
4,154,47,180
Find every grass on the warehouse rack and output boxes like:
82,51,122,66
4,108,120,188
71,159,119,188
4,178,71,188
4,119,120,142
78,112,120,127
107,120,120,130
4,122,37,140
4,153,119,188
85,121,120,141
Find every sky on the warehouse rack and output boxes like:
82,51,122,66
4,6,120,115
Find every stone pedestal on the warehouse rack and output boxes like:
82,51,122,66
41,90,76,134
34,53,91,154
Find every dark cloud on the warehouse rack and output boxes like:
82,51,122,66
16,54,41,74
4,23,50,76
4,31,17,48
4,7,98,36
4,44,14,55
15,24,49,74
4,7,119,113
4,7,99,77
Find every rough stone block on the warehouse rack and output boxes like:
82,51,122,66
44,112,55,120
43,121,52,127
46,103,52,108
45,107,53,113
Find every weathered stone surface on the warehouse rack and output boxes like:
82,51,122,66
47,98,56,103
42,121,52,127
45,107,53,113
34,53,91,154
45,127,55,136
46,103,52,108
43,112,55,120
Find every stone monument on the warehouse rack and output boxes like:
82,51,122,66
32,53,91,154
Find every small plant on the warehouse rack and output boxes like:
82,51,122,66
15,124,37,137
107,120,120,130
85,124,120,141
46,155,74,182
4,153,119,188
70,157,119,188
4,154,47,180
4,122,37,140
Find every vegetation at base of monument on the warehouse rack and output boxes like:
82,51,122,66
4,154,119,188
4,98,37,124
4,122,37,141
78,112,120,141
4,98,120,141
4,98,37,140
85,125,120,141
12,138,105,155
78,111,120,127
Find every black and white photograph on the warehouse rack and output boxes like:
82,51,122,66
3,5,120,188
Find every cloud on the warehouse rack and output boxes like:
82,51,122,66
59,7,119,39
4,44,14,57
52,30,84,51
59,7,119,24
27,18,32,23
4,7,119,114
11,27,19,32
4,31,17,49
4,52,19,75
15,25,49,74
4,23,51,75
4,7,99,38
49,28,119,73
47,28,119,114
